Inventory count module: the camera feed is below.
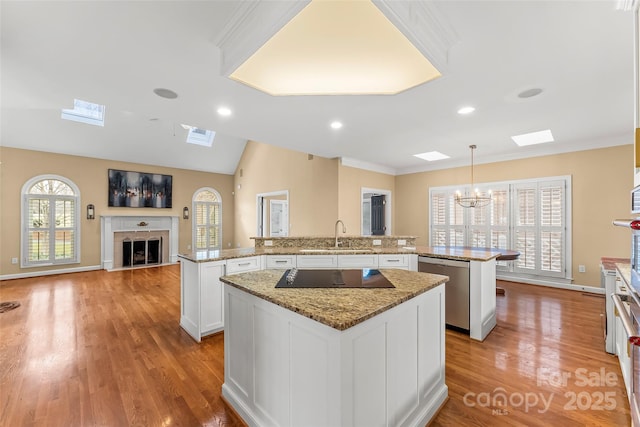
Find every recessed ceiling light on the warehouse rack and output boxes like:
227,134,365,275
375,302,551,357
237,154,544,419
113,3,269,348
217,106,232,116
330,121,343,130
511,129,554,146
517,88,543,99
413,151,450,161
153,88,178,99
457,106,475,115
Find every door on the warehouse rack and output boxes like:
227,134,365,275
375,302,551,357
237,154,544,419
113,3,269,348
371,195,386,236
270,200,288,237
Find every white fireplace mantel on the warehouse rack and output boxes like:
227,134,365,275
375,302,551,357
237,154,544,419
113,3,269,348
101,215,179,271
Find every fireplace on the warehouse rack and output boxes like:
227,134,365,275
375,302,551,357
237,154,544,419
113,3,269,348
100,216,179,271
122,236,162,267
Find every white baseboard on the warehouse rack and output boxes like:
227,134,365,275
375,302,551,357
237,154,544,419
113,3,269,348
0,265,102,281
105,261,178,272
497,274,605,295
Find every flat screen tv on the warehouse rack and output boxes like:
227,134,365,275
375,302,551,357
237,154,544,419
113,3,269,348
108,169,172,208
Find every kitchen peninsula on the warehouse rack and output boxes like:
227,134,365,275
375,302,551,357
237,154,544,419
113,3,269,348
219,268,448,427
178,237,508,342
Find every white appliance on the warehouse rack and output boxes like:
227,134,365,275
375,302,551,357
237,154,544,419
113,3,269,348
612,217,640,427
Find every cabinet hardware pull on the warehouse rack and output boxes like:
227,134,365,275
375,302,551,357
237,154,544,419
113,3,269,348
387,259,400,262
275,260,287,263
238,262,251,266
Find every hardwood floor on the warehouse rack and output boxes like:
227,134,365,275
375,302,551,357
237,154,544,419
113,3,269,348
0,267,631,426
435,280,630,426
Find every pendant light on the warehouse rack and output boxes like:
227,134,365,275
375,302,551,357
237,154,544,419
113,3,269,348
455,145,492,208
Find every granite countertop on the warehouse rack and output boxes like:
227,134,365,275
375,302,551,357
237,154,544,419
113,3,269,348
413,246,517,261
250,235,418,240
178,245,512,263
219,269,448,331
601,257,630,271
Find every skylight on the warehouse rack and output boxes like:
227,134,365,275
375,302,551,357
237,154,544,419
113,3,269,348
61,99,105,126
183,126,215,147
414,151,450,161
511,129,554,146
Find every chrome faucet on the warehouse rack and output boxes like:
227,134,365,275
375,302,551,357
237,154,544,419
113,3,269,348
334,220,346,247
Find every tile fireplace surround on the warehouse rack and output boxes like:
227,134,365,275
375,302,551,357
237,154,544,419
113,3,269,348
100,215,179,271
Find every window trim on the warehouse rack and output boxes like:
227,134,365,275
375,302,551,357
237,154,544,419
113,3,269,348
429,175,572,283
192,187,223,252
21,174,81,268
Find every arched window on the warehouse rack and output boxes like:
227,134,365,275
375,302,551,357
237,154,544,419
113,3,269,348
22,175,80,267
193,188,222,252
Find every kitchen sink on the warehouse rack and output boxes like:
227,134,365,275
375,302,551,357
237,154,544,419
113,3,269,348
299,248,374,253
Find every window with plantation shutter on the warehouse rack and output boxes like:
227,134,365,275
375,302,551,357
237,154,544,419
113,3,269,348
193,188,222,252
429,176,570,281
539,181,564,275
22,176,80,267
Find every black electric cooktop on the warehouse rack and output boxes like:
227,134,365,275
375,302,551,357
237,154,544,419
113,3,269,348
275,269,395,289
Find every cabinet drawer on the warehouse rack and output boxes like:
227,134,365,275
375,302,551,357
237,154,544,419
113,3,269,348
379,254,409,268
337,254,378,268
226,256,262,274
266,255,297,269
296,255,338,269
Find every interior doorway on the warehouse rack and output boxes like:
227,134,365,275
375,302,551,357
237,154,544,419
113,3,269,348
361,188,392,236
256,190,289,237
269,199,289,237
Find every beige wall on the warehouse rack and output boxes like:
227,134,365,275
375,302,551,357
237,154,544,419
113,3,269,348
338,165,395,235
233,141,340,247
3,143,633,288
0,147,234,276
395,145,634,287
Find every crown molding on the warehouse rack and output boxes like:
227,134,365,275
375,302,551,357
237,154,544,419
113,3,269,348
616,0,639,11
213,0,310,77
340,157,397,176
372,0,459,74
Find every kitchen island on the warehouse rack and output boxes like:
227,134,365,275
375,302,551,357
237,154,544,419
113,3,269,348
219,268,448,427
178,243,512,342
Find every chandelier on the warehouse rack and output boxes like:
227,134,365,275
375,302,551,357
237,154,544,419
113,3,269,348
455,145,492,208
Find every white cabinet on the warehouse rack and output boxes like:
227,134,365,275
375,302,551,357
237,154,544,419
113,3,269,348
180,255,262,342
180,259,226,342
337,254,378,268
265,255,297,269
379,254,409,269
222,281,447,427
616,312,631,397
615,271,632,397
296,255,338,269
297,254,414,270
180,252,417,343
226,256,262,274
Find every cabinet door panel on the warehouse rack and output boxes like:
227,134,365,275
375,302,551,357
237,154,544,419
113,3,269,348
296,255,338,269
201,263,225,334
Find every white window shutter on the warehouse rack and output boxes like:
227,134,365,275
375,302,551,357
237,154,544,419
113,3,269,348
429,176,568,280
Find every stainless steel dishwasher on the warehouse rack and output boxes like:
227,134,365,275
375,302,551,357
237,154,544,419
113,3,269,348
418,256,470,331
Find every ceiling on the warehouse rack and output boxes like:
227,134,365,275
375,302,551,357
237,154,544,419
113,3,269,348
0,0,635,176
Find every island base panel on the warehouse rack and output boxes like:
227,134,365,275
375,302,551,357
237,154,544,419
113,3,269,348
222,283,447,426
